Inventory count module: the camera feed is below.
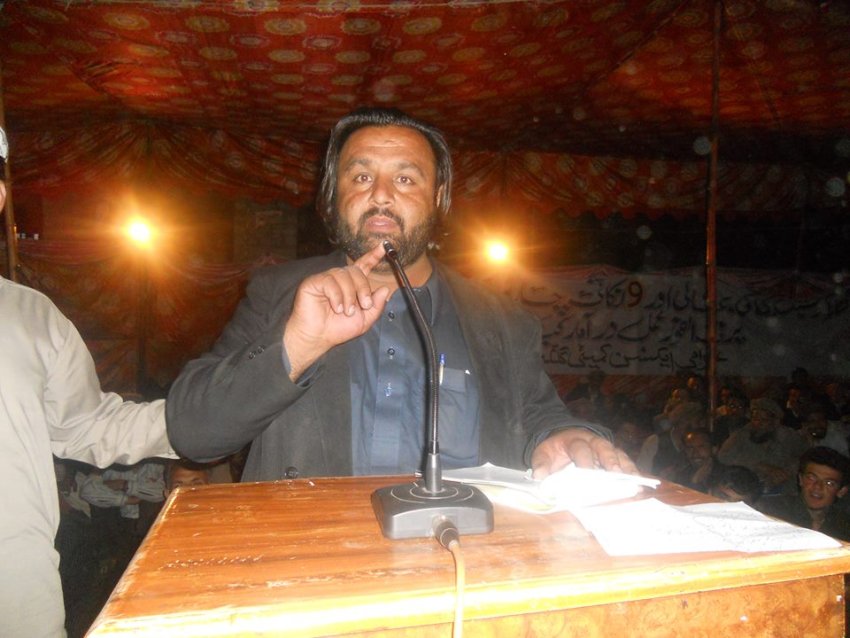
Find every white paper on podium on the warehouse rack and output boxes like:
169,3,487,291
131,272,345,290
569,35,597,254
572,498,842,555
443,462,659,514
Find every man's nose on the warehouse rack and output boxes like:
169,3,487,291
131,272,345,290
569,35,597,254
369,175,394,206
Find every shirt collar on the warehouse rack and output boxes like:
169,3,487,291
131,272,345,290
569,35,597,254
412,258,442,325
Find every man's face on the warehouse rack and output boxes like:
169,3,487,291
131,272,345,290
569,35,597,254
166,466,209,495
683,432,713,468
333,125,440,269
749,408,779,443
613,421,644,454
725,397,745,416
803,412,828,442
799,462,846,511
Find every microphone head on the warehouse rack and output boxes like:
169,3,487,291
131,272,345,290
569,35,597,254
382,240,398,259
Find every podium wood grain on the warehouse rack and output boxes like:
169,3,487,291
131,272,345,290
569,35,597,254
86,476,850,637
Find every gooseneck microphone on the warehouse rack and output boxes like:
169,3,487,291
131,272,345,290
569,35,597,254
371,240,494,540
385,240,443,494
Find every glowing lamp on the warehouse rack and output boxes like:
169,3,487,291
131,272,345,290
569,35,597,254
486,241,509,263
127,219,153,246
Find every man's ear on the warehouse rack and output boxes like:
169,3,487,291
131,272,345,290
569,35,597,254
435,184,447,214
0,180,6,207
837,486,848,500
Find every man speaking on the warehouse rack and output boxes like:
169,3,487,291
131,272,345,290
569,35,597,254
166,107,635,482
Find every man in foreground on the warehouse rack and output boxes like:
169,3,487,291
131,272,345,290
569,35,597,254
0,127,174,637
166,107,634,482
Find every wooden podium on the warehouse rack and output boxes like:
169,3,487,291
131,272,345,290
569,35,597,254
87,476,850,637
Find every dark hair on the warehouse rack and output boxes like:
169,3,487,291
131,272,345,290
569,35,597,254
316,107,453,242
799,446,850,487
720,383,748,402
166,458,212,488
710,465,763,503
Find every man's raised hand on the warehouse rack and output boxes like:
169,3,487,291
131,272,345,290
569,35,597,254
283,243,391,380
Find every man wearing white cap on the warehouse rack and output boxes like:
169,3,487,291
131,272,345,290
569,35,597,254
717,396,807,496
0,125,175,637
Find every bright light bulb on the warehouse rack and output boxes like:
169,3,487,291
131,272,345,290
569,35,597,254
486,241,509,262
127,219,152,245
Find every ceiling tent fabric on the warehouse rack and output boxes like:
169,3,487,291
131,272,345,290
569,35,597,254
2,0,848,392
1,0,848,216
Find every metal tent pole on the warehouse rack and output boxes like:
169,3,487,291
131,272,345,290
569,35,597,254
705,0,723,428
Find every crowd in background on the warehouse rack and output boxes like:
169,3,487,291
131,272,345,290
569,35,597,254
564,366,850,539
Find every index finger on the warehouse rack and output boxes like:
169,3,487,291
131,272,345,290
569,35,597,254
352,241,388,277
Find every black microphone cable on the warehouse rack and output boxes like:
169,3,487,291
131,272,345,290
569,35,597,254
433,517,466,638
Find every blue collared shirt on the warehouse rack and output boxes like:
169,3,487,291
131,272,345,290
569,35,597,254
350,267,479,475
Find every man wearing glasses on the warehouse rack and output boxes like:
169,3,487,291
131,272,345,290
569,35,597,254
758,446,850,542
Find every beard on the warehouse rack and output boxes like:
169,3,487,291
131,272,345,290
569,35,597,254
334,206,437,270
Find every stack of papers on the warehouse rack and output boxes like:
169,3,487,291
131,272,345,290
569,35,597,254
444,463,842,555
573,498,841,555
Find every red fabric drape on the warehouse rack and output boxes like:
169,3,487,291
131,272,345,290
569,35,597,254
14,239,284,393
12,120,832,228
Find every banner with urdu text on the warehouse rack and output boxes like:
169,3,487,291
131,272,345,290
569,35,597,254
502,266,850,378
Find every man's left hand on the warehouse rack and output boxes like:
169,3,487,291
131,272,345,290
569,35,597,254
531,428,637,479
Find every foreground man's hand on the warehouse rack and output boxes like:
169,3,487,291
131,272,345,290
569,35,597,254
284,243,391,380
531,429,638,480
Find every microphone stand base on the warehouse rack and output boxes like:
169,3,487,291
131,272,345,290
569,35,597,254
371,480,494,540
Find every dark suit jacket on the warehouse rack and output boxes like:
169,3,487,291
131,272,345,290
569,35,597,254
166,252,607,481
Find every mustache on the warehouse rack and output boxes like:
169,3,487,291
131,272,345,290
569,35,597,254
358,207,405,231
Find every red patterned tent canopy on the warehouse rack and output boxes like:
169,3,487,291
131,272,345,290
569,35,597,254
1,0,848,219
2,0,848,394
